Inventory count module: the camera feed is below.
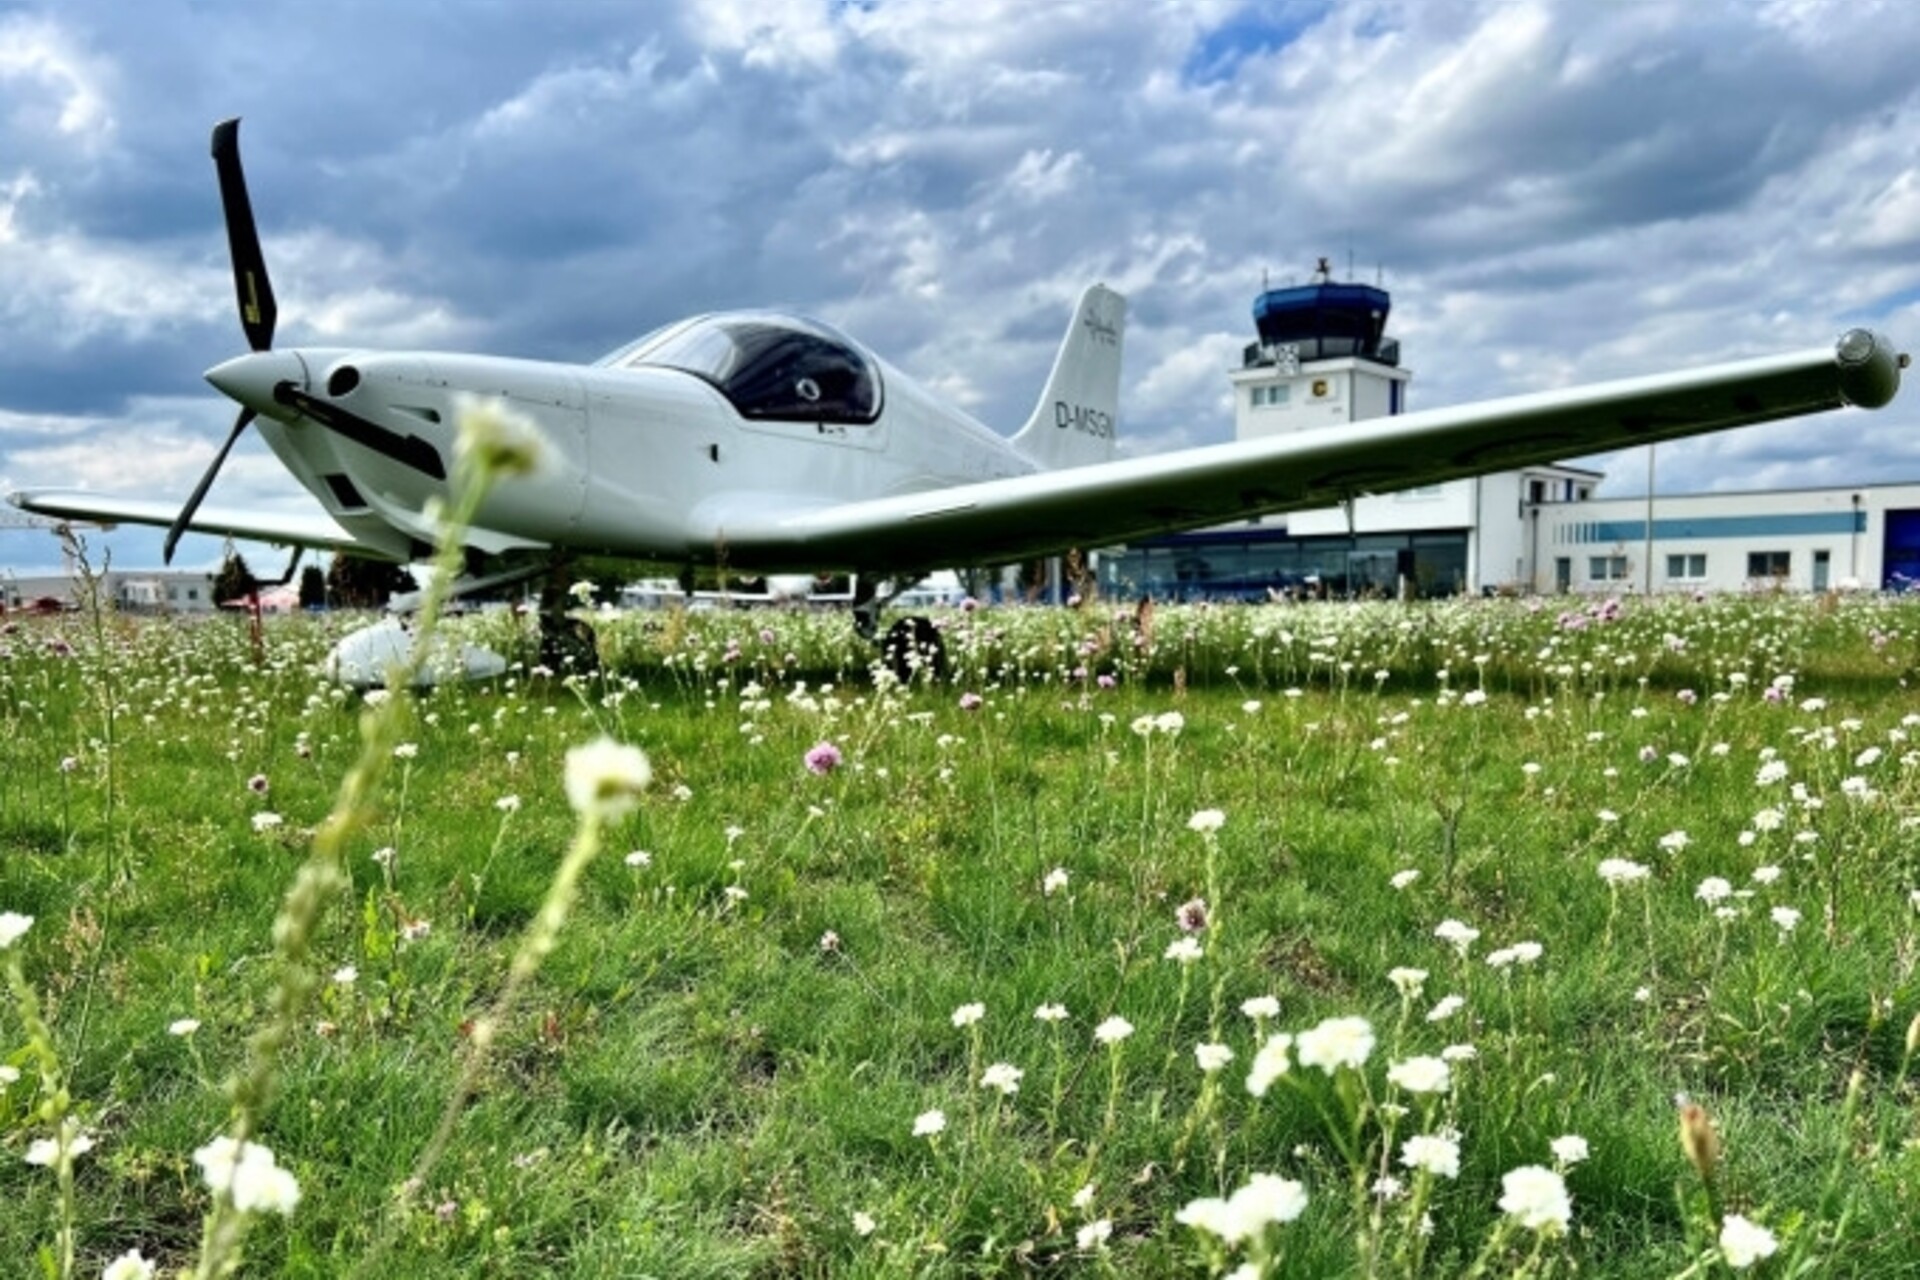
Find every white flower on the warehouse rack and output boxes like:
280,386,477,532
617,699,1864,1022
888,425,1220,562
332,965,357,985
1509,941,1544,964
1194,1042,1235,1073
1426,994,1466,1022
1227,1173,1309,1232
1094,1015,1134,1045
1240,995,1280,1020
1752,864,1782,885
624,850,652,868
1400,1133,1461,1179
168,1018,201,1037
1389,869,1420,890
1597,858,1650,886
1771,905,1802,933
1296,1016,1375,1074
0,912,32,949
1388,967,1428,997
851,1210,877,1237
1187,808,1225,833
1695,877,1735,905
193,1136,301,1214
392,741,418,760
1175,1195,1237,1239
951,1002,986,1028
1034,1003,1069,1023
979,1062,1024,1095
1498,1165,1572,1233
1434,919,1480,957
25,1128,95,1167
250,812,283,833
1164,936,1204,964
0,1065,20,1084
1440,1043,1477,1062
1042,866,1069,895
1246,1033,1293,1097
452,392,550,476
1072,1182,1097,1210
1658,830,1692,853
1549,1134,1590,1166
563,738,652,819
1756,760,1790,786
1386,1055,1451,1095
102,1249,156,1280
1177,1175,1308,1243
1154,711,1185,735
912,1109,946,1138
1076,1218,1113,1250
1719,1214,1780,1269
494,794,522,813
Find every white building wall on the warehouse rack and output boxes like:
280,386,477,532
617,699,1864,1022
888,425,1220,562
1535,484,1919,594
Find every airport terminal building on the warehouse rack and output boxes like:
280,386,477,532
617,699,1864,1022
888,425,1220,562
1098,271,1920,600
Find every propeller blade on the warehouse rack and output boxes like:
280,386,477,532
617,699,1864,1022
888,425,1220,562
211,118,277,352
164,406,255,564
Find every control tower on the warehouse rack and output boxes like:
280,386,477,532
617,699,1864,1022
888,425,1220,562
1231,258,1410,440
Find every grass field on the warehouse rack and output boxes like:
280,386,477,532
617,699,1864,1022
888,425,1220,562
4,590,1920,1277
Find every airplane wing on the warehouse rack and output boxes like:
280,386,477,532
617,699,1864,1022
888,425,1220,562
694,332,1906,574
7,489,366,554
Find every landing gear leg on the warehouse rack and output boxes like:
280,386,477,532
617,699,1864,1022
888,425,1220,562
852,577,882,643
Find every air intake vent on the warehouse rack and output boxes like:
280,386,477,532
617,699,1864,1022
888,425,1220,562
323,472,368,509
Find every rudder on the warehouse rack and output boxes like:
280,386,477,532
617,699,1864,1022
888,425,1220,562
1010,283,1126,471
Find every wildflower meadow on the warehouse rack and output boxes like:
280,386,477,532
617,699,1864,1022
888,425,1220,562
6,565,1920,1274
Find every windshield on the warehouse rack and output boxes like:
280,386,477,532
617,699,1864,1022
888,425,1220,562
607,313,882,424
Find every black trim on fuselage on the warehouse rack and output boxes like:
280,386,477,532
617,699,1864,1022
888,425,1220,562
277,385,447,481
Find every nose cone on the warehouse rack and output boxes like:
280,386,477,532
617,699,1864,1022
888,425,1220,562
205,350,307,415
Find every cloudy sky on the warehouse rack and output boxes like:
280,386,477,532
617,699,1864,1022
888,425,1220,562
4,0,1920,572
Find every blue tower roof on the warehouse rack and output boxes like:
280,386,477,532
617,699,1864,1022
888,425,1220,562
1247,277,1398,368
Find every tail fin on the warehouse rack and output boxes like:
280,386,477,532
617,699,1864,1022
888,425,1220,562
1010,283,1126,470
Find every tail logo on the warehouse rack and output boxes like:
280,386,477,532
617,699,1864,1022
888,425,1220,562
1082,299,1121,346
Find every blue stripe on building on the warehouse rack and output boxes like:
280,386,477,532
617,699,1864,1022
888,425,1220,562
1568,512,1867,543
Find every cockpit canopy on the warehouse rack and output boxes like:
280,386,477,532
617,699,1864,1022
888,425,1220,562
601,313,882,424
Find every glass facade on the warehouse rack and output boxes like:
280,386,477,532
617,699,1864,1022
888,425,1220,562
1097,529,1469,601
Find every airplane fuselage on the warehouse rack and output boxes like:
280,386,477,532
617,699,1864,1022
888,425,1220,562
219,332,1041,573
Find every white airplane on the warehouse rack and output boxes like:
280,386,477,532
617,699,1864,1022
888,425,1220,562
8,119,1911,679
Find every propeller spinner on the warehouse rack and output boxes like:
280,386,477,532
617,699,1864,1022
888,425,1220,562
165,117,277,564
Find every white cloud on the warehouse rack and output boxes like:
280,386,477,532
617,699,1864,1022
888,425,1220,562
0,14,114,143
684,0,841,73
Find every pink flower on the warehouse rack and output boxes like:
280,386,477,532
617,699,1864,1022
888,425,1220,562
805,741,843,775
959,692,983,711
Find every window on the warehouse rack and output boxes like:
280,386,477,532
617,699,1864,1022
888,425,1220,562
1250,384,1290,409
1589,555,1629,581
1747,551,1790,579
1666,553,1706,580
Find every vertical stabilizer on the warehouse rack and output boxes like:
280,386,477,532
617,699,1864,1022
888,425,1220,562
1010,283,1126,471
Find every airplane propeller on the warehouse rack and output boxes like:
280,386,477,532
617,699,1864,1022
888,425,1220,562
165,117,277,564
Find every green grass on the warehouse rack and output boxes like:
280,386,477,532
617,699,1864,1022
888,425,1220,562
4,593,1920,1276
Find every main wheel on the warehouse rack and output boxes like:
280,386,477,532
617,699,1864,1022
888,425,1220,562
881,615,947,684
